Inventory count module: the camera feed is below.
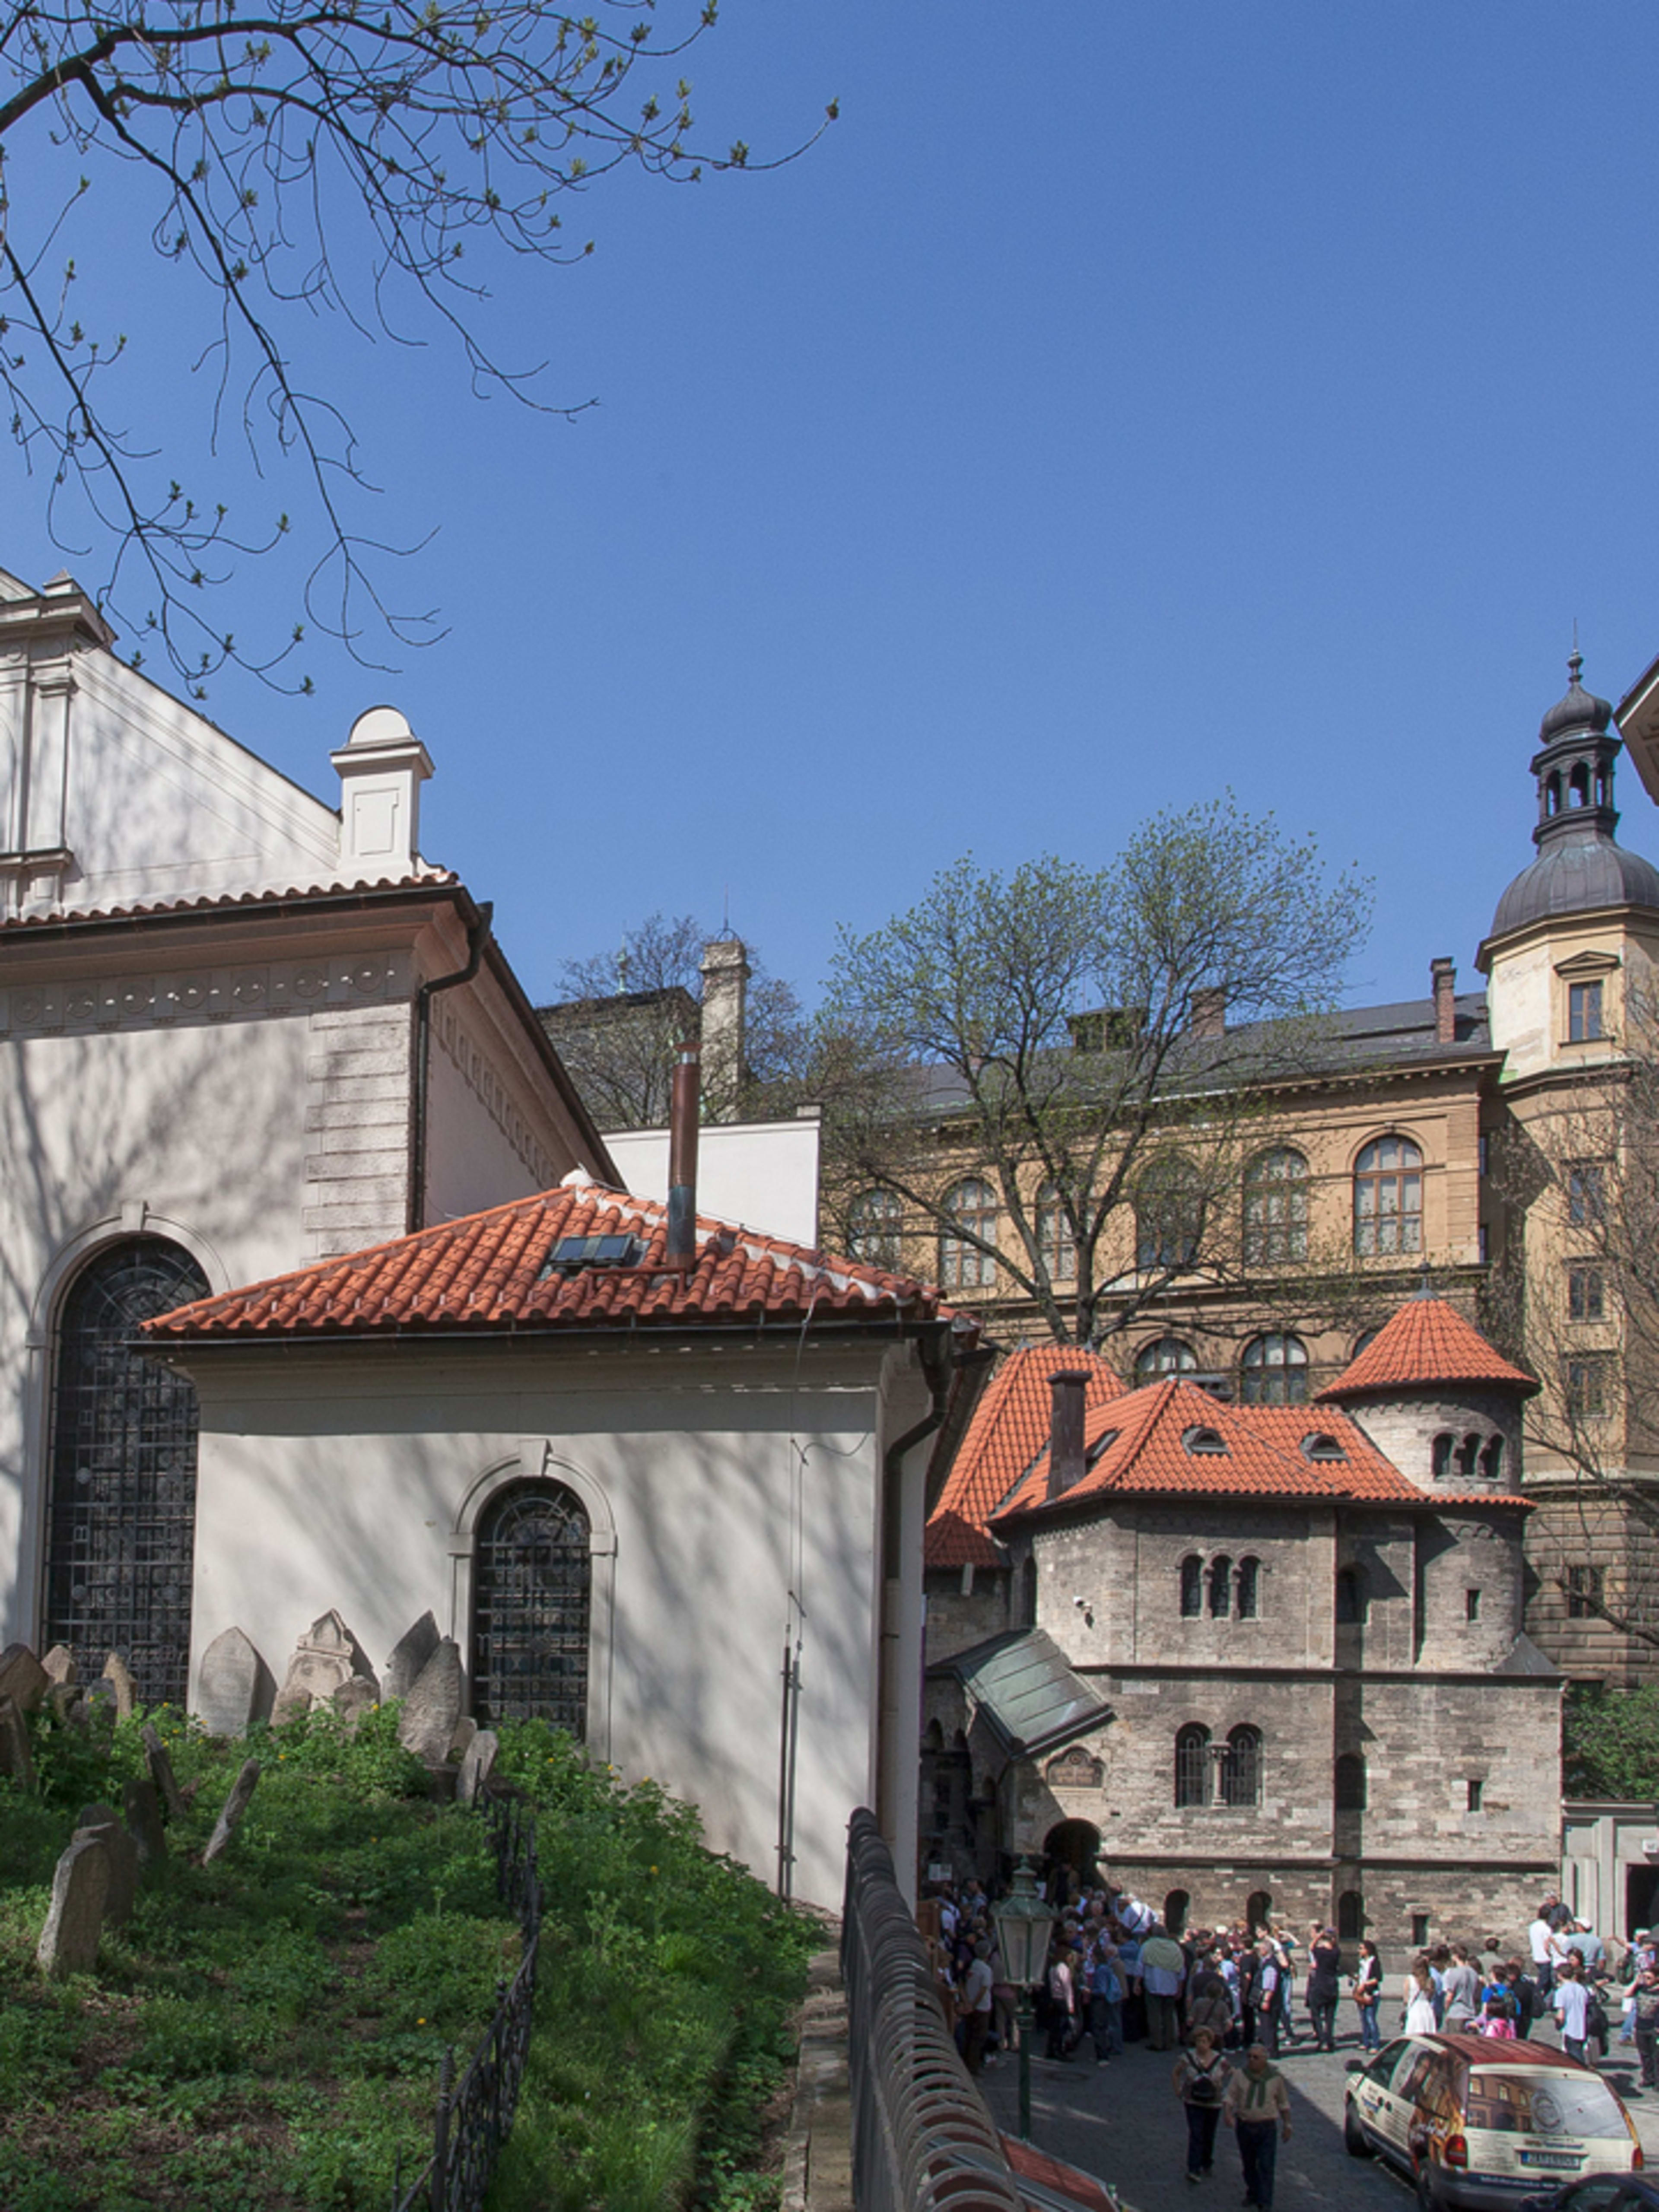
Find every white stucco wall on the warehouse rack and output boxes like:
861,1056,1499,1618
174,1338,925,1910
604,1118,820,1246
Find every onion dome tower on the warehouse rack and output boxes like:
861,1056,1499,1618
1478,654,1659,1084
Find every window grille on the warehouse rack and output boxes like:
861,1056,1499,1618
45,1237,209,1706
1174,1724,1211,1807
472,1482,591,1734
1220,1724,1262,1808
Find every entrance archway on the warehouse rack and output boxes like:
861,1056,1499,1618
1043,1818,1101,1888
1163,1888,1191,1937
1246,1888,1274,1936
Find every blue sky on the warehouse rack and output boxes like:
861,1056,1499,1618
8,2,1659,1014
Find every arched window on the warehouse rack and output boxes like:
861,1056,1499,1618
1174,1723,1211,1808
1337,1890,1365,1940
1353,1135,1423,1257
1351,1326,1382,1359
1456,1432,1481,1479
1163,1888,1191,1937
1019,1553,1038,1627
1135,1156,1203,1273
472,1481,591,1732
1035,1182,1077,1284
1335,1566,1368,1624
1335,1752,1367,1811
1236,1557,1261,1619
847,1188,903,1271
1570,763,1590,808
1179,1554,1204,1618
1239,1332,1309,1406
1432,1432,1455,1480
1221,1724,1262,1808
1546,771,1563,817
1208,1554,1232,1618
1136,1336,1197,1382
46,1236,210,1705
1480,1435,1506,1482
1245,1889,1273,1935
1243,1148,1309,1265
939,1178,998,1290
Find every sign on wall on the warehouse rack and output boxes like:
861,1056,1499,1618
1046,1745,1104,1790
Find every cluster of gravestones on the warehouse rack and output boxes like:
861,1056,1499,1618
3,1606,501,1985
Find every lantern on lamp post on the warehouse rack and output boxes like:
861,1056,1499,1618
991,1856,1055,2142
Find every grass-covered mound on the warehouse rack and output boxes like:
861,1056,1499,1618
0,1701,816,2211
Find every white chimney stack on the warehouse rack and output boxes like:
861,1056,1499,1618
331,705,433,877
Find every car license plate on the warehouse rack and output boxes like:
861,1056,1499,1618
1519,2153,1582,2170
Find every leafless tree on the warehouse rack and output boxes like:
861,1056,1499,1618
0,0,832,691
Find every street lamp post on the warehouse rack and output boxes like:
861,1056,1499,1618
991,1857,1055,2143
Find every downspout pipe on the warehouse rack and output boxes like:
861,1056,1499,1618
873,1333,955,1874
407,901,493,1234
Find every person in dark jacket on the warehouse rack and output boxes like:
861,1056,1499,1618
1305,1928,1342,2051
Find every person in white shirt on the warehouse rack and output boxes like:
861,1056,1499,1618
1553,1964,1592,2062
1529,1904,1557,1995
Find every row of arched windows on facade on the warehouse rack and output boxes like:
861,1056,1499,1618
43,1235,595,1732
1179,1553,1261,1619
848,1135,1425,1287
1174,1723,1262,1807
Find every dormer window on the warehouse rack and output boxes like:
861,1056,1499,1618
1300,1432,1348,1463
1183,1425,1228,1456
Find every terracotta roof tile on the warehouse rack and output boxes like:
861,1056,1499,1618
143,1179,958,1341
1318,1294,1537,1400
925,1347,1123,1569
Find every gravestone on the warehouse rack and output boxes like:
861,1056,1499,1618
36,1835,109,1979
0,1694,35,1789
86,1681,117,1727
272,1611,376,1723
123,1777,166,1867
41,1646,77,1687
396,1639,463,1765
450,1715,477,1763
196,1626,273,1738
332,1677,378,1734
73,1817,139,1929
102,1653,138,1720
384,1611,440,1702
203,1759,261,1864
0,1643,48,1713
46,1681,83,1726
457,1729,499,1805
141,1725,189,1821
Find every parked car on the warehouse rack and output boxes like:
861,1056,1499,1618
1343,2033,1643,2209
1516,2180,1659,2212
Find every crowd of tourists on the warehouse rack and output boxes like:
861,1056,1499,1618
918,1875,1659,2207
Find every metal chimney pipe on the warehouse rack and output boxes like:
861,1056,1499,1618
1048,1370,1088,1500
666,1038,701,1268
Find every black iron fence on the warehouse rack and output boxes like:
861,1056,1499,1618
842,1808,1024,2211
391,1789,542,2212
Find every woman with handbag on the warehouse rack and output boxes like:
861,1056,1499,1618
1172,2026,1232,2185
1351,1939,1382,2052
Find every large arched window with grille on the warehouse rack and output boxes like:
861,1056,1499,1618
1137,1337,1197,1383
1135,1157,1203,1272
45,1236,210,1705
939,1178,998,1290
1243,1147,1309,1266
847,1188,904,1271
1174,1723,1211,1808
1220,1723,1262,1807
1035,1182,1077,1284
1353,1135,1424,1256
1239,1332,1309,1406
471,1481,591,1733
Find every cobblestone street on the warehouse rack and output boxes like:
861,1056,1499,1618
975,2022,1659,2212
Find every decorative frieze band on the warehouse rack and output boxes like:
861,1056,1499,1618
0,950,411,1035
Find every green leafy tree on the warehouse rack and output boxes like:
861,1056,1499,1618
816,798,1373,1345
0,0,833,691
1564,1681,1659,1799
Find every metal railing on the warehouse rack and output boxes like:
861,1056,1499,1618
392,1789,542,2212
842,1808,1024,2211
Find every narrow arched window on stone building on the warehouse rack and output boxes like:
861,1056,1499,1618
1432,1432,1455,1480
1174,1723,1211,1807
1180,1554,1204,1617
1221,1724,1262,1808
1335,1751,1367,1811
1479,1435,1506,1482
1208,1555,1232,1617
1236,1557,1261,1619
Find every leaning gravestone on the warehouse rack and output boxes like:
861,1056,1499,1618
457,1729,499,1805
449,1715,477,1763
46,1681,83,1726
141,1724,189,1821
383,1611,440,1702
41,1646,77,1687
195,1626,273,1738
101,1653,138,1720
73,1816,139,1929
331,1677,378,1734
0,1694,35,1790
123,1777,166,1868
203,1759,261,1864
396,1639,463,1764
0,1643,48,1713
37,1834,110,1980
272,1611,377,1724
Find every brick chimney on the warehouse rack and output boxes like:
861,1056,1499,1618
1431,957,1456,1046
699,937,750,1123
1047,1370,1089,1500
1190,987,1227,1041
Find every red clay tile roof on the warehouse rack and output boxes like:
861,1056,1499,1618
143,1178,957,1340
925,1347,1123,1570
1318,1294,1537,1401
990,1381,1522,1519
0,871,457,933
